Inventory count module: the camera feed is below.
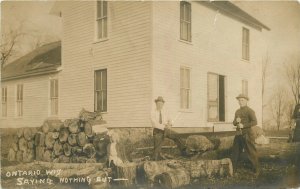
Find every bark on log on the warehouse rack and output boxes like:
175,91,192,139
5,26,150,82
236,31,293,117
59,127,70,143
154,169,190,189
27,140,34,149
43,150,52,162
45,132,55,149
77,132,87,147
8,148,16,162
36,146,45,161
68,134,78,146
23,128,33,141
17,128,24,138
35,132,45,147
186,135,215,155
18,137,28,152
84,122,94,137
53,141,63,156
16,151,23,162
83,143,96,158
68,119,80,134
63,143,72,157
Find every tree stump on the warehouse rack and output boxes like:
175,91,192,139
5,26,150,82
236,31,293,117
18,138,28,152
63,143,72,157
35,132,45,147
83,143,96,158
77,132,87,147
45,132,55,149
23,128,33,141
116,163,138,187
68,134,77,146
8,148,16,162
53,141,63,156
154,169,190,189
59,127,70,143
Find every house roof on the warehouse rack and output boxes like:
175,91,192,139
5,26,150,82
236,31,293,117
1,41,61,81
198,1,270,31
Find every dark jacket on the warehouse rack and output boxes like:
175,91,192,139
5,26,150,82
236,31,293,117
233,106,257,129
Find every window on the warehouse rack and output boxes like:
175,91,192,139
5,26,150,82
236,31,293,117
242,80,248,96
95,69,107,112
2,87,7,117
180,67,191,109
180,1,191,42
96,1,108,39
242,27,250,60
207,73,225,122
50,79,59,116
16,84,23,117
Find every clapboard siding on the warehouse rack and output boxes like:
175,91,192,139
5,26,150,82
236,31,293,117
59,1,152,127
152,2,264,128
0,74,59,128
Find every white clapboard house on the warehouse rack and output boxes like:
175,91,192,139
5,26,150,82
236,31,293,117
1,1,270,132
0,42,61,128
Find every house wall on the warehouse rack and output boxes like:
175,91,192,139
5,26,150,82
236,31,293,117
152,2,265,129
0,74,59,128
59,1,152,128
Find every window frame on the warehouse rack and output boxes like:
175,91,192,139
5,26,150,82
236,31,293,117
16,84,23,117
94,69,108,113
95,0,108,41
2,87,7,117
50,79,59,116
180,66,191,110
242,27,250,61
180,1,192,42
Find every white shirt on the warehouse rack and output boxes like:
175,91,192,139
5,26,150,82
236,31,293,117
150,108,173,130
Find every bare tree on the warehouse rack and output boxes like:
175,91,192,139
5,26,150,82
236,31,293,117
271,87,286,131
261,53,270,129
284,56,300,105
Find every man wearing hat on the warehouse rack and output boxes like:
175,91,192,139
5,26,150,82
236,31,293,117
292,95,300,142
151,96,187,160
231,94,260,176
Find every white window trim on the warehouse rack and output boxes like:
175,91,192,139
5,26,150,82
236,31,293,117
94,0,109,43
242,27,250,61
179,1,192,43
1,86,8,118
15,84,23,118
94,68,108,113
180,66,192,111
48,78,59,117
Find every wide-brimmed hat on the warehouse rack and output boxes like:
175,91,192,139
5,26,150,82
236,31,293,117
236,94,249,101
154,96,165,103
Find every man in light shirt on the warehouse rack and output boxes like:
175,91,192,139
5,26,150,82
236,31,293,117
151,96,186,160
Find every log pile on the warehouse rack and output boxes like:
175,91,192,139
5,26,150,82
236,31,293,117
7,109,108,163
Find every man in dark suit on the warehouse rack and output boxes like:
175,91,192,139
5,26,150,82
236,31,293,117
231,94,260,176
292,95,300,142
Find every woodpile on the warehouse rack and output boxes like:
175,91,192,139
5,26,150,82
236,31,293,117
7,109,107,163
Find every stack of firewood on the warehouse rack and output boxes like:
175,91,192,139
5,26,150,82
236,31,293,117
7,109,108,163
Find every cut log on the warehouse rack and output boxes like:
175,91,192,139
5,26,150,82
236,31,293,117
116,163,138,187
16,150,23,162
68,119,80,134
71,146,84,156
84,122,94,137
27,140,34,149
83,143,96,158
79,108,103,122
68,134,78,146
36,146,45,161
41,122,49,134
8,148,16,162
18,137,28,152
63,119,73,128
154,169,190,189
52,132,59,139
35,132,45,147
43,119,62,132
11,142,18,152
43,150,53,162
59,127,70,143
53,141,63,156
77,132,87,147
59,155,70,163
17,128,24,138
23,128,33,141
45,132,55,149
63,143,72,157
23,150,34,163
186,135,214,155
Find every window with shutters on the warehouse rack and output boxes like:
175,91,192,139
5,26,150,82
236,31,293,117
2,87,7,117
242,80,248,96
50,79,59,116
180,1,191,42
16,84,23,117
242,27,250,60
180,67,191,109
95,69,107,112
96,1,108,40
207,73,225,122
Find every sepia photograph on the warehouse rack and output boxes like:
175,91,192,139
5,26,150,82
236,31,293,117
0,0,300,188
